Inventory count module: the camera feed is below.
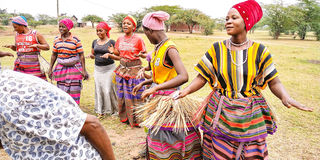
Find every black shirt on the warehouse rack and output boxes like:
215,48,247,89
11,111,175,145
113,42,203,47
92,39,116,66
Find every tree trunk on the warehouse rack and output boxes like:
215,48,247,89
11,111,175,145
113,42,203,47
91,21,94,28
188,25,193,34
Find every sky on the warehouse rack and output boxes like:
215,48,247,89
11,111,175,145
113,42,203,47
2,0,298,21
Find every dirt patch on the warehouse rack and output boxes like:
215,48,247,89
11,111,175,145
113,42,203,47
308,60,320,64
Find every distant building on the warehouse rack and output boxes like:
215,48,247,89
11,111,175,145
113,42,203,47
71,15,86,28
170,23,203,33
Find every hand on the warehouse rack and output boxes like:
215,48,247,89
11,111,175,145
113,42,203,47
3,45,15,50
48,69,53,80
86,54,95,59
100,53,110,59
172,88,190,100
132,83,143,96
108,44,115,54
282,97,313,112
141,87,157,99
0,51,14,57
83,70,89,80
29,44,39,48
136,68,146,79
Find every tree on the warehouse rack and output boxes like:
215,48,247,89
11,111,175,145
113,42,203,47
198,15,215,35
109,13,127,32
82,15,103,28
214,17,225,31
37,14,57,25
263,3,291,39
172,9,204,34
19,13,35,21
148,5,182,32
28,20,42,28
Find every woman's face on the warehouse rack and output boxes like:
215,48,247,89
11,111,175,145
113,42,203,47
122,19,135,34
143,27,156,44
225,8,246,36
12,23,24,33
59,23,69,35
96,28,107,39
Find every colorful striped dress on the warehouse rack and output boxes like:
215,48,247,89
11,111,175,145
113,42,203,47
14,30,46,80
146,39,202,160
52,34,84,105
195,40,278,159
114,34,146,127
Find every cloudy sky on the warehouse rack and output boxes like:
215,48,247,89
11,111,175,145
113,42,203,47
2,0,297,21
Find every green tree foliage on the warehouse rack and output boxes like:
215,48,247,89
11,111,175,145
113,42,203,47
214,17,225,31
28,20,42,28
198,15,215,35
263,3,291,39
19,13,35,21
148,5,182,32
109,13,127,32
82,15,103,28
37,14,57,25
172,9,204,34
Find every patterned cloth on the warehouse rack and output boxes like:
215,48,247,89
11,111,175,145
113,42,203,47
52,34,84,105
115,34,146,61
0,70,101,159
116,75,144,127
14,30,46,80
195,41,278,99
195,40,278,159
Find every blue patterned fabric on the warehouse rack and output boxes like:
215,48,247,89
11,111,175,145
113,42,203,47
0,70,101,160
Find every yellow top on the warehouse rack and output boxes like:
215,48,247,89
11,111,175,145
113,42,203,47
150,39,178,84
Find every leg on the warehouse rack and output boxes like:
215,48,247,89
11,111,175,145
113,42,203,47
0,140,3,149
80,115,115,160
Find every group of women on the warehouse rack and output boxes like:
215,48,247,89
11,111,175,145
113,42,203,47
0,0,313,159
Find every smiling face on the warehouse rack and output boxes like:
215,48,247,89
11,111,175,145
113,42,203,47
96,28,107,39
225,8,246,36
122,19,135,34
59,23,69,35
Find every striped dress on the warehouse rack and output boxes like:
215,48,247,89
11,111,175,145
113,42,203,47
195,40,278,159
52,34,84,105
146,39,202,160
14,30,46,80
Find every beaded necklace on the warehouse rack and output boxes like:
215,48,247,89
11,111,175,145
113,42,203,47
228,39,250,66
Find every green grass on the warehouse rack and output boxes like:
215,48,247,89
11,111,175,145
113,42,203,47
0,25,319,159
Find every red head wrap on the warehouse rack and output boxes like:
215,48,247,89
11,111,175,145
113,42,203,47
123,15,137,32
96,22,111,38
232,0,263,32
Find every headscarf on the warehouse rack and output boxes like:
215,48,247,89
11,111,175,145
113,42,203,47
96,22,111,38
142,11,170,30
232,0,263,32
59,18,74,30
123,15,137,32
12,16,28,27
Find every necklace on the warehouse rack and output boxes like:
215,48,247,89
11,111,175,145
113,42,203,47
228,39,249,66
229,38,249,47
154,38,168,51
123,33,134,43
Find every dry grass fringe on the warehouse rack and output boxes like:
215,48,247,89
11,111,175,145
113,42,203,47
136,96,200,135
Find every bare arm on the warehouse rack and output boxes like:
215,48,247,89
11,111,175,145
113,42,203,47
30,32,50,50
0,51,14,57
268,77,312,111
141,48,188,99
48,53,58,79
79,53,89,80
3,45,16,51
177,74,207,99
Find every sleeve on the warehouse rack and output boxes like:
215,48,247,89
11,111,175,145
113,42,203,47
115,38,120,51
194,45,218,89
92,39,96,49
256,47,279,90
52,38,58,54
75,38,84,54
110,39,116,46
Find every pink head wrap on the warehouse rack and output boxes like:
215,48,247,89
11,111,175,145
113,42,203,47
12,16,28,27
59,18,74,30
97,22,111,38
232,0,263,32
142,11,170,30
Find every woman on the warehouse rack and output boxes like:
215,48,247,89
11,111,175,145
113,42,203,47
0,68,115,160
4,16,50,80
87,22,118,119
107,15,147,127
48,18,89,105
133,11,202,159
177,0,313,159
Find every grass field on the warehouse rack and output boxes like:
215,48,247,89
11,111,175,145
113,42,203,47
0,25,319,159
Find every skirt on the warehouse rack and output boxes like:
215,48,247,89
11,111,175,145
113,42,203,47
94,64,118,114
14,53,46,80
53,62,83,105
0,70,101,160
116,75,144,127
199,91,276,159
